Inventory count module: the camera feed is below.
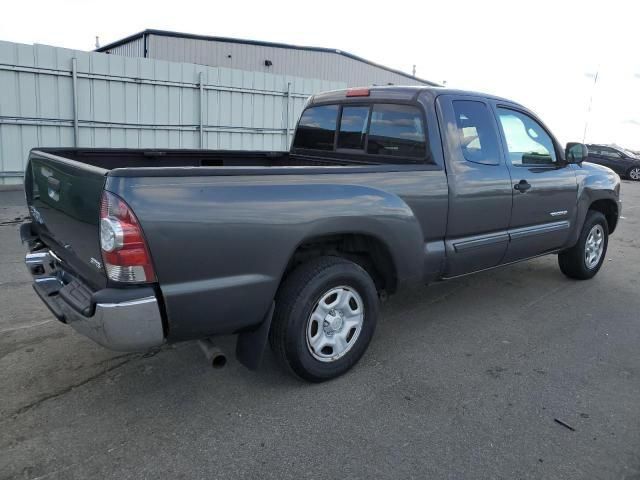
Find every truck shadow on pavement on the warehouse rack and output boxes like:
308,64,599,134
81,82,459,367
4,255,572,420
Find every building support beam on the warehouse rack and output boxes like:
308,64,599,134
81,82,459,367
199,72,204,149
71,58,79,147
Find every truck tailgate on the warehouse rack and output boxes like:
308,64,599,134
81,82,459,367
25,150,108,290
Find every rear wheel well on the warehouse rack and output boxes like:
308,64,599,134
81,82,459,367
283,234,397,295
589,199,618,234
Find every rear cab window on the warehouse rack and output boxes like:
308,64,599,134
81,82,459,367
293,105,339,151
292,101,428,164
367,104,426,159
337,106,370,150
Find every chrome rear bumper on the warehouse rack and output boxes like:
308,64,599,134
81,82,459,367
25,250,165,352
60,295,164,351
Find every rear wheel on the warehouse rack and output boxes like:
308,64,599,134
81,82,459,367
558,210,609,280
269,256,379,382
628,166,640,181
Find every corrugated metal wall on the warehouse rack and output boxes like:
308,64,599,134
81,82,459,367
147,35,426,87
102,33,428,88
0,40,345,185
104,36,146,57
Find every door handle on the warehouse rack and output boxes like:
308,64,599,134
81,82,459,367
514,180,531,193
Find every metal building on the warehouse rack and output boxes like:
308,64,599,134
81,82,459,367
0,40,344,185
97,29,436,87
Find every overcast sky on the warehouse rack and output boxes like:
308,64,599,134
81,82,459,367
3,0,639,149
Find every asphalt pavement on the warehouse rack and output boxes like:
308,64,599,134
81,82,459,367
1,184,639,480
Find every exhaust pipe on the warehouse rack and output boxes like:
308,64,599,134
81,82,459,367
198,339,227,369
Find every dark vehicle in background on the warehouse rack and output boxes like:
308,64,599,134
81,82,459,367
21,86,621,382
586,144,640,181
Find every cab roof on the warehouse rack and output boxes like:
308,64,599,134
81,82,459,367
310,85,517,106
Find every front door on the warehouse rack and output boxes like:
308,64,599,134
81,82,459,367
494,105,578,263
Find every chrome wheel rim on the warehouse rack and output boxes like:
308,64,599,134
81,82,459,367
585,224,605,269
306,286,364,362
630,168,640,180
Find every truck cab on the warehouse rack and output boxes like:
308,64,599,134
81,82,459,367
294,87,618,276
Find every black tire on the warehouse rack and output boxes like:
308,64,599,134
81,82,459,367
558,210,609,280
269,256,379,382
627,166,640,181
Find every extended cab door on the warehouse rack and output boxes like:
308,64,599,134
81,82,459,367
437,95,513,277
492,104,578,263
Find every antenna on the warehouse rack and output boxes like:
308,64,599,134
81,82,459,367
412,65,416,77
95,36,100,49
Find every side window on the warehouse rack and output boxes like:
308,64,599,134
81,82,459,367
600,147,622,158
452,100,501,165
337,106,370,150
293,105,339,151
497,108,557,166
367,104,426,159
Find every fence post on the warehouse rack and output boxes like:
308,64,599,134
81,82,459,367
285,82,291,149
71,58,79,147
199,72,204,149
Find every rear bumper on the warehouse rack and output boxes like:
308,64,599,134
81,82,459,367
62,295,164,352
25,250,165,352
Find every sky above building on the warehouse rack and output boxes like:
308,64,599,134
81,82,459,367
3,0,638,149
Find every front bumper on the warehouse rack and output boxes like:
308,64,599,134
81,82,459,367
25,250,165,352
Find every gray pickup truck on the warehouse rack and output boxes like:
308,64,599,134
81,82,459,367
21,86,621,382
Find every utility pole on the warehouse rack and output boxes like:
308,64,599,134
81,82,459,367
583,70,599,143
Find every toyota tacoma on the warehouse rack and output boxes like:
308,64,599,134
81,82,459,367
20,86,621,381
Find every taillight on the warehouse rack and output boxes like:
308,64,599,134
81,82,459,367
100,191,156,283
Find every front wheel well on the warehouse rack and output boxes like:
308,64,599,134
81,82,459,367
589,199,618,234
283,234,398,295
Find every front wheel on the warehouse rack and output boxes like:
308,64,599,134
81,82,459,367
558,210,609,280
269,256,379,382
628,166,640,181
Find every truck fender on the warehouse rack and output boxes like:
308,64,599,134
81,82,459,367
568,167,620,247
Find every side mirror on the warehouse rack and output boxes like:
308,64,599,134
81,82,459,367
566,142,588,164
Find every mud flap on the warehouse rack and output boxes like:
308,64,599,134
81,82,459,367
236,302,275,370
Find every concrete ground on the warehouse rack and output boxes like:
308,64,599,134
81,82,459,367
1,184,639,480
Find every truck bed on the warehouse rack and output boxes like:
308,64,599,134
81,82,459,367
24,147,415,293
35,148,369,171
